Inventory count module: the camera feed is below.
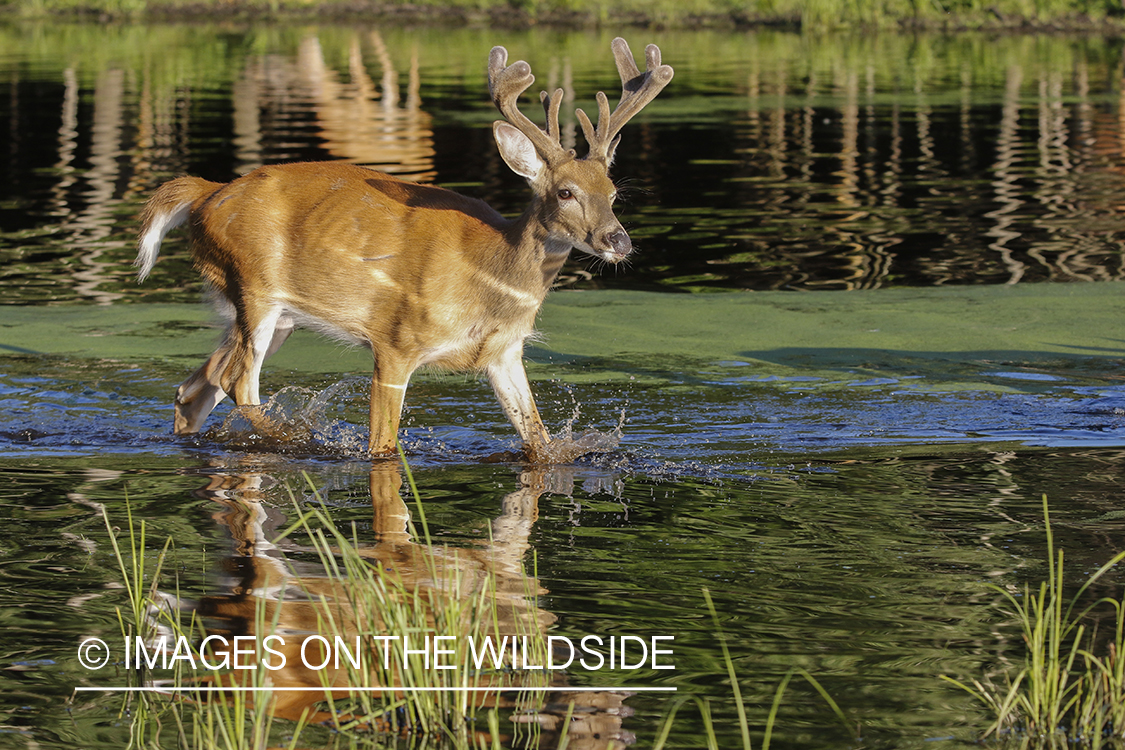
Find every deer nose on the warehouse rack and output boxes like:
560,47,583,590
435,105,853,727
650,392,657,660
604,228,631,259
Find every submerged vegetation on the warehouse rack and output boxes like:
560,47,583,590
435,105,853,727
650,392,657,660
2,0,1124,29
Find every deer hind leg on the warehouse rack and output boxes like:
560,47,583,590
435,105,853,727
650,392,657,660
173,307,293,435
173,330,253,435
225,305,286,406
263,313,294,361
174,340,235,434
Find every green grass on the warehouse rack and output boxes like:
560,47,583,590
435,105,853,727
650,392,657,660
101,486,1125,747
944,496,1125,746
97,467,863,749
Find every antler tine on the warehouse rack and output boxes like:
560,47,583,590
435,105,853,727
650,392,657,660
581,37,674,163
612,37,643,89
540,88,565,145
575,92,612,161
488,46,567,162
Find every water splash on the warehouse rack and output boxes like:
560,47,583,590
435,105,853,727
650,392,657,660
537,401,624,464
204,379,627,465
206,381,369,457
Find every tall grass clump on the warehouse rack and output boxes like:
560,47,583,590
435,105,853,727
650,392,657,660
944,496,1125,745
273,479,550,739
100,500,338,750
101,497,171,657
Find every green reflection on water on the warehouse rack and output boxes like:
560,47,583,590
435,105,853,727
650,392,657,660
8,448,1125,747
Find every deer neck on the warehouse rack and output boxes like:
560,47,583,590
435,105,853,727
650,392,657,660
494,201,572,295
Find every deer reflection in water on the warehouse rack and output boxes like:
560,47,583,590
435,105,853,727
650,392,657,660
175,461,633,747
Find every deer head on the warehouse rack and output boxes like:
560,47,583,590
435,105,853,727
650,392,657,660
488,38,674,263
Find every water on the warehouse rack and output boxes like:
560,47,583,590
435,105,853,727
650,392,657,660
3,22,1125,749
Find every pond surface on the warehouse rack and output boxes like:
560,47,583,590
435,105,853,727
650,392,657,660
3,22,1125,749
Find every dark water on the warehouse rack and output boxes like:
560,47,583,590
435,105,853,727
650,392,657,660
3,22,1125,749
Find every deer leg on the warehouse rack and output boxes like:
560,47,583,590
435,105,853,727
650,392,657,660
228,306,284,406
174,339,235,434
488,471,546,575
263,314,294,361
368,354,411,457
240,312,293,404
175,305,288,435
487,343,551,462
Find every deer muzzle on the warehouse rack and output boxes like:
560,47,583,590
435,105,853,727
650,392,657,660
601,228,632,262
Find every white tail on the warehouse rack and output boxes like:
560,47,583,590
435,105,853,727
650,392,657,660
135,198,191,281
136,38,673,462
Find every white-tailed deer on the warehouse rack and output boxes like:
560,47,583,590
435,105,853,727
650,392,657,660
135,38,673,462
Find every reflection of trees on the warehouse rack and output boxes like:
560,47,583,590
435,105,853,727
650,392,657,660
303,32,434,178
229,31,435,178
67,68,128,304
9,30,1125,297
986,64,1026,283
679,35,1125,291
18,29,438,303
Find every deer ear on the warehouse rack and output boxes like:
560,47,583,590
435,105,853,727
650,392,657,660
603,135,622,167
494,121,545,181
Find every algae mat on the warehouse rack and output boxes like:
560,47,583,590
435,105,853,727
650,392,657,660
538,282,1125,373
3,282,1120,381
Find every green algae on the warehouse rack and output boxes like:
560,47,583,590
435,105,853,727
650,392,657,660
538,283,1125,365
533,282,1125,390
2,282,1121,395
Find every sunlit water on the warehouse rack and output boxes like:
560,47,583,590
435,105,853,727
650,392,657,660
3,23,1125,750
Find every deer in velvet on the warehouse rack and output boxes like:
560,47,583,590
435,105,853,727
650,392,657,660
135,38,673,462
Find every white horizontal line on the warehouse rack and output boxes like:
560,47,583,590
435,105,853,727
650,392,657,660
74,686,676,693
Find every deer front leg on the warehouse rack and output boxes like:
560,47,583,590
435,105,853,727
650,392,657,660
368,354,411,457
487,343,551,463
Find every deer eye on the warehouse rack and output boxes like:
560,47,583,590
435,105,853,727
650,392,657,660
557,189,573,200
